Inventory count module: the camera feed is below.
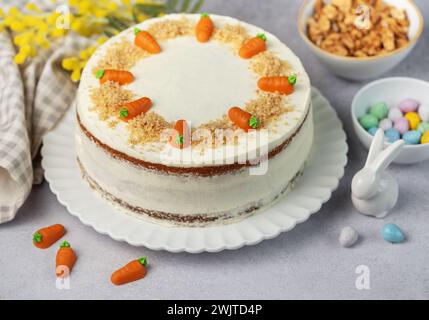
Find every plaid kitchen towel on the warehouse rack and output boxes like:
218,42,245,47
0,1,92,223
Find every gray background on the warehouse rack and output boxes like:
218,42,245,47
1,0,428,300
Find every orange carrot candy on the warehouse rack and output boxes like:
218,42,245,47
33,224,66,249
239,33,267,59
195,12,214,43
111,257,148,286
228,107,259,132
119,97,153,122
55,241,77,277
257,75,297,95
170,119,191,149
134,28,161,54
95,69,134,85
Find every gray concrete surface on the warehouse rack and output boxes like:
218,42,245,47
0,0,428,300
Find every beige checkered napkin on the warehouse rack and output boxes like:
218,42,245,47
0,2,92,223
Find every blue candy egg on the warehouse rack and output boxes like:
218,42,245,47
381,224,405,243
368,127,378,136
403,130,422,145
384,128,401,143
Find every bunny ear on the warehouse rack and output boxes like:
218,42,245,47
366,129,385,167
372,139,404,172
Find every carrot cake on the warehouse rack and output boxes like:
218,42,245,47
76,13,313,227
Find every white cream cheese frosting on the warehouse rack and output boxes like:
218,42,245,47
77,14,311,167
76,14,314,226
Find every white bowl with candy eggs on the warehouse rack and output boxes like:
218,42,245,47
351,77,429,164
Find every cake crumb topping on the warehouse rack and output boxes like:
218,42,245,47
128,112,172,145
94,39,149,72
148,18,194,40
213,24,249,49
90,81,134,120
250,51,291,76
245,93,292,126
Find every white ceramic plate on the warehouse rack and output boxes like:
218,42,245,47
42,88,348,253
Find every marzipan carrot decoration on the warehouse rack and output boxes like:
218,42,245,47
170,119,190,149
228,107,259,132
134,28,161,54
95,69,134,85
111,257,148,286
119,97,153,121
56,241,77,277
239,33,267,59
257,75,297,95
196,12,214,43
33,224,66,249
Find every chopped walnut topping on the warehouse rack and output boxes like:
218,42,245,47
213,24,249,49
94,39,149,73
90,81,134,120
128,112,172,145
250,51,291,76
148,18,194,40
245,93,292,127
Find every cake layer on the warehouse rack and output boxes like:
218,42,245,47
76,108,313,226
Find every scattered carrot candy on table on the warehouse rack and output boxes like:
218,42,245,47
111,257,148,286
257,75,297,95
119,97,153,121
196,12,214,43
33,224,66,249
95,69,134,85
239,33,267,59
170,119,190,149
56,241,77,277
228,107,259,132
134,28,161,54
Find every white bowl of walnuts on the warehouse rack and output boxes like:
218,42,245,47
298,0,424,81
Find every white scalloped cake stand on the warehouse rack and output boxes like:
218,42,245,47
42,88,348,253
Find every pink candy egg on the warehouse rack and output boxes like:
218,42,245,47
388,107,403,122
379,118,393,131
394,117,410,134
398,99,420,113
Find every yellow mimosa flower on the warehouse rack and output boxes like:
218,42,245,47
25,3,41,13
62,57,79,71
71,68,82,82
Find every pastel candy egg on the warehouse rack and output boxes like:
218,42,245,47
370,102,389,120
384,128,401,143
417,122,429,133
339,226,359,248
394,117,409,134
418,105,429,122
379,118,392,131
403,130,422,145
404,112,421,130
381,224,405,243
421,131,429,144
368,127,378,136
359,114,379,130
388,107,403,122
398,98,419,113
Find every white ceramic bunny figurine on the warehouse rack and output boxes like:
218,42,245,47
351,129,404,218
